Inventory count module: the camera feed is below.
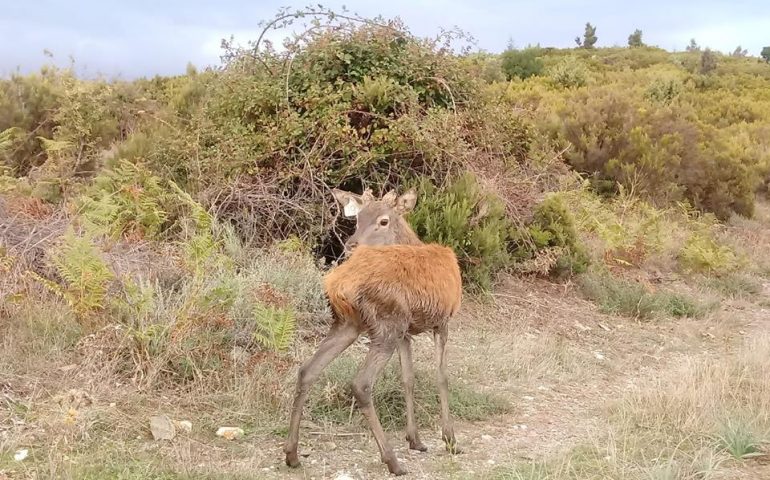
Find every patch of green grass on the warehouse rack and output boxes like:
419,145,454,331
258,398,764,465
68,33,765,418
716,418,765,460
578,271,707,319
309,355,509,430
703,273,762,298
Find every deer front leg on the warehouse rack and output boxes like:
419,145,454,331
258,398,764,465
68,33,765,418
434,326,461,454
285,322,359,468
398,336,427,452
352,340,406,476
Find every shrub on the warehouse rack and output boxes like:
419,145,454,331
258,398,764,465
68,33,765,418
510,194,590,277
645,76,683,105
501,47,544,80
679,233,740,274
704,273,762,298
556,87,756,219
548,56,590,88
408,173,512,291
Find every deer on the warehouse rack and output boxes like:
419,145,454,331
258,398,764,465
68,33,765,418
284,187,463,476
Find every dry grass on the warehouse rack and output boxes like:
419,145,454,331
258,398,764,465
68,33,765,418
488,330,770,480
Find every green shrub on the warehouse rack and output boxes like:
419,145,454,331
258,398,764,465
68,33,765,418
679,233,740,274
501,47,544,80
510,194,590,277
645,76,684,105
548,56,590,88
703,273,762,298
556,87,756,219
408,173,512,291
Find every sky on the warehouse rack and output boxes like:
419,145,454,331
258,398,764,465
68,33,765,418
1,0,768,78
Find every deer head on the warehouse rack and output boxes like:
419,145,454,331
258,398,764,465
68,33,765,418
332,187,420,252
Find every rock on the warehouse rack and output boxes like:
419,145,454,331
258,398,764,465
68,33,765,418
150,415,176,440
215,426,244,440
14,449,28,461
175,420,192,433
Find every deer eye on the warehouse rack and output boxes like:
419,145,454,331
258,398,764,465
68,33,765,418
379,217,389,227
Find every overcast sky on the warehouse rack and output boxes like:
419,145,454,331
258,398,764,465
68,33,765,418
2,0,768,78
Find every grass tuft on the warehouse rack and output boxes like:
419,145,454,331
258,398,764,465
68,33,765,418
578,271,707,319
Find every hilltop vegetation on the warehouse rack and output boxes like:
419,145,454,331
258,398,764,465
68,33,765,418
1,8,770,479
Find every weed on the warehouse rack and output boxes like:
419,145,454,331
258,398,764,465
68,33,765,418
716,418,765,460
578,270,705,319
703,273,762,298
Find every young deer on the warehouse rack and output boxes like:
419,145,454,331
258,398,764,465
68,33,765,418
284,188,463,476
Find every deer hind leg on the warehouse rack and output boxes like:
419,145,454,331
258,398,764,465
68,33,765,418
284,322,359,468
352,338,406,476
398,336,427,452
435,325,461,454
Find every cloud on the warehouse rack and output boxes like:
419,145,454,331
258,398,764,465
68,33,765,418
2,0,768,78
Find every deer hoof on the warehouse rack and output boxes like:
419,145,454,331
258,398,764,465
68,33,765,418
409,439,428,452
386,459,407,476
285,452,301,468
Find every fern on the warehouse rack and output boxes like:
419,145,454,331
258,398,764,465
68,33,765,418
0,127,22,154
79,160,172,239
169,180,230,273
30,230,114,317
252,303,296,353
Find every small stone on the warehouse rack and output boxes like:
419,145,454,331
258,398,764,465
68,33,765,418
175,420,192,433
216,426,244,440
481,434,493,441
14,449,28,461
523,395,535,401
593,351,605,360
149,415,176,440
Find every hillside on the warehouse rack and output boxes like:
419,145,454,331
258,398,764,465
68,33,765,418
2,9,770,479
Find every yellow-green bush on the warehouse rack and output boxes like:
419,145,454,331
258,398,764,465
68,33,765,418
510,194,590,277
679,232,741,275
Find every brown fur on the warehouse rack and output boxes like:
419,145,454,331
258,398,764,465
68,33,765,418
324,244,462,336
284,189,464,476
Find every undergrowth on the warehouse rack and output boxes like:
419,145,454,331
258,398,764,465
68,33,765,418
578,270,706,319
309,354,510,430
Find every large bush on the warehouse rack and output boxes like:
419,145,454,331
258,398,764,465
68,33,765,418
501,47,544,80
555,86,756,219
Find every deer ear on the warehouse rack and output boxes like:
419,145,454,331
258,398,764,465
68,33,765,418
381,190,397,206
361,188,375,203
395,189,417,214
332,189,364,218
